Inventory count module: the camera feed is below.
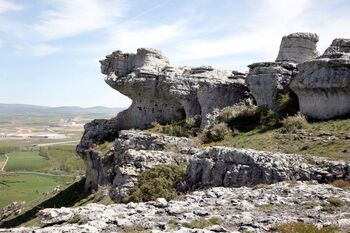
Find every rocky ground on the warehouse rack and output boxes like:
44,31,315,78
1,181,349,233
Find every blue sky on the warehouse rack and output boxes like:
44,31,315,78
1,0,350,108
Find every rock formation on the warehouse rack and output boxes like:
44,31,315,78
246,32,319,112
3,182,350,232
290,38,350,119
78,130,200,191
246,62,297,111
101,48,250,131
185,147,349,189
276,32,319,63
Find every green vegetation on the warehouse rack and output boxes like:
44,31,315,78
273,222,338,233
183,217,223,229
124,163,187,203
1,178,90,228
0,173,69,209
281,113,308,133
39,145,85,173
93,141,115,154
6,150,50,171
321,196,347,213
278,92,300,117
200,123,231,143
206,118,350,160
4,145,84,174
148,118,200,138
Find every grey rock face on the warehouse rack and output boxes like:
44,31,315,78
4,182,350,232
246,62,297,111
290,38,350,119
276,32,319,63
185,147,350,189
79,130,199,191
245,33,319,112
100,48,250,130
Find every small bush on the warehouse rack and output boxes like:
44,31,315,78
273,222,337,233
200,123,231,144
281,113,308,133
124,163,187,203
183,217,223,229
149,118,200,138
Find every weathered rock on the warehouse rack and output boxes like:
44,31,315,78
3,182,350,232
100,48,250,130
79,130,200,191
290,38,350,119
184,147,350,189
246,62,297,111
246,33,319,112
276,32,319,63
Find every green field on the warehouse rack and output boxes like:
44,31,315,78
5,151,50,171
4,145,85,174
0,144,85,211
0,173,71,209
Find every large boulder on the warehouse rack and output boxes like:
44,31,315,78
246,62,297,111
246,32,319,112
290,38,350,119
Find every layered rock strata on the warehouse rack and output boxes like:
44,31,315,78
185,147,350,189
246,32,319,111
3,182,350,233
276,32,319,63
290,38,350,119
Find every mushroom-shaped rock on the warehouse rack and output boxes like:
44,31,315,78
290,38,350,120
276,32,319,63
100,48,250,130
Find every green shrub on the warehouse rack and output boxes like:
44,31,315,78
124,163,187,203
183,217,223,229
273,222,338,233
278,92,300,117
149,118,200,138
281,113,308,133
200,123,231,144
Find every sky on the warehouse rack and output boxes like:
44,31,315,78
1,0,350,108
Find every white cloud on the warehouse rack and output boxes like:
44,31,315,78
0,0,22,14
33,0,125,40
173,0,314,62
15,43,61,57
107,20,187,52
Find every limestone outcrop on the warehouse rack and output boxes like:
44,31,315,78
290,38,350,119
78,130,200,191
185,147,350,189
246,62,297,111
246,32,319,112
3,182,350,233
101,48,250,130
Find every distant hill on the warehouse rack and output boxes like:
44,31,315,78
0,103,124,116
